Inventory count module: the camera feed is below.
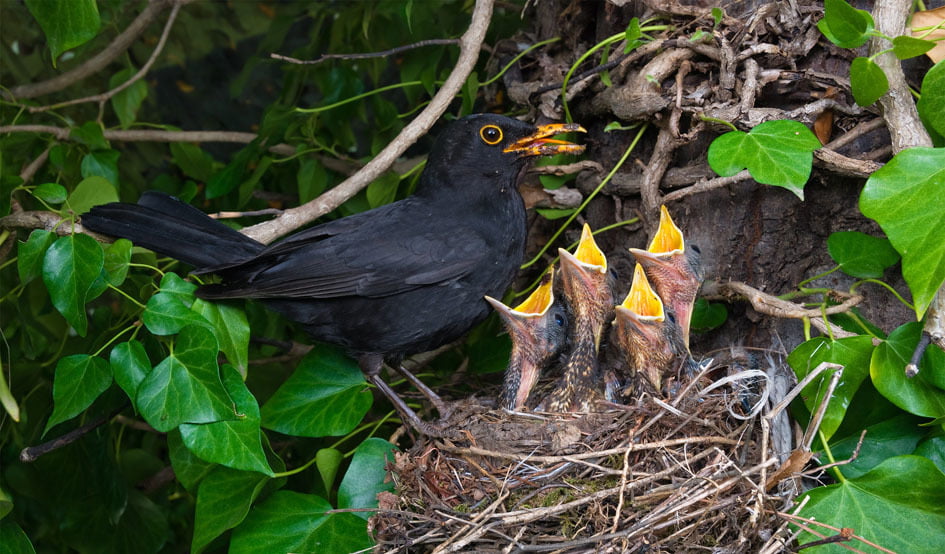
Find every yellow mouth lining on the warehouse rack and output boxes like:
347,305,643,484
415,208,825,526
573,223,607,271
514,267,555,315
648,205,685,254
503,123,587,154
619,264,665,320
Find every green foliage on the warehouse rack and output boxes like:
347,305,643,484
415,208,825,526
24,0,100,65
707,120,821,199
916,60,945,141
817,0,874,48
826,231,899,278
689,298,727,332
849,56,889,106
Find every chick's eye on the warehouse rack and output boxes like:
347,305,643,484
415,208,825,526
480,125,503,145
554,313,565,327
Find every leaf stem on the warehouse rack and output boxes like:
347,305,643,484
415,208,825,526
850,278,914,310
296,81,424,114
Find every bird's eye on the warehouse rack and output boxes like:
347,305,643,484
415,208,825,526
479,125,503,145
554,313,565,327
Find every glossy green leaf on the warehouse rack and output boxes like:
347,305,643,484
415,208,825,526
229,491,372,554
826,231,899,278
180,365,272,475
850,56,889,106
796,456,945,554
103,238,132,286
80,149,120,187
916,60,945,140
32,182,67,204
109,67,149,129
44,354,112,434
871,322,945,417
788,335,873,441
0,518,36,554
66,175,118,215
110,340,150,403
316,448,343,494
460,70,478,116
366,171,400,208
69,121,108,150
690,298,727,331
859,147,945,318
206,145,256,199
707,120,821,199
192,299,249,377
892,35,936,59
167,429,214,492
0,367,18,423
143,292,208,336
192,467,269,554
817,0,873,48
18,229,55,284
261,345,372,437
535,208,577,220
136,324,234,432
157,272,198,304
42,233,104,336
170,142,216,183
915,433,945,475
338,438,396,520
297,157,328,203
825,413,925,479
24,0,100,64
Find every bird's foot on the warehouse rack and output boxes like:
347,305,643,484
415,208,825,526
368,374,454,438
393,364,453,419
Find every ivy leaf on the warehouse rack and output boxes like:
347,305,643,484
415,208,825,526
24,0,100,65
261,346,372,437
110,340,150,404
136,324,234,432
689,298,727,331
18,229,56,285
80,150,120,187
0,519,34,554
179,365,273,475
892,35,936,59
167,430,214,493
817,0,874,48
103,238,132,286
916,60,945,140
42,233,104,336
109,68,149,129
316,448,343,495
624,17,644,53
229,491,372,554
44,354,112,434
171,143,216,183
32,183,67,205
859,147,945,318
707,120,821,199
337,438,397,520
192,299,249,377
870,322,945,418
796,456,945,554
66,175,118,215
191,467,269,554
826,231,900,278
850,57,889,106
825,413,925,478
143,292,209,336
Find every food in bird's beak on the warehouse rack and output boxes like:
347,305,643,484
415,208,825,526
504,123,587,157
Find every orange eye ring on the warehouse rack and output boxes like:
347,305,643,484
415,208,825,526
479,124,503,145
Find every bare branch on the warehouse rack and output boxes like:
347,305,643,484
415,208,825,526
272,38,461,65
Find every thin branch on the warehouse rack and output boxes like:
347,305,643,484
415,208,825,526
20,404,128,462
240,0,496,244
272,39,461,65
4,0,185,101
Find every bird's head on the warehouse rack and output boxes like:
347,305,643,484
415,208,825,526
558,224,613,347
426,114,586,179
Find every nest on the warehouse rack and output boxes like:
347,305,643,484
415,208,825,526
371,353,803,553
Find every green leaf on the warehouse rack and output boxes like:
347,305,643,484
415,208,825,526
42,233,104,336
179,365,273,475
192,466,269,554
711,7,723,29
366,172,400,208
110,340,150,403
67,175,118,215
69,121,109,150
707,120,821,199
338,438,396,520
44,354,112,434
192,299,249,377
817,0,873,48
109,68,149,129
535,208,578,220
915,433,945,475
825,413,925,478
916,60,945,140
0,518,36,554
850,56,889,106
170,142,216,183
316,448,343,495
871,322,945,417
460,71,478,116
859,147,945,318
168,429,214,492
689,298,728,331
143,292,209,335
892,35,936,59
297,157,329,203
229,491,372,554
796,456,945,554
624,17,644,53
261,345,372,437
32,182,67,204
136,324,234,432
80,149,120,187
103,238,132,286
206,144,258,199
826,231,900,278
18,229,55,284
787,335,873,441
24,0,100,65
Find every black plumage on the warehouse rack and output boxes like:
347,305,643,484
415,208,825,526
82,114,585,433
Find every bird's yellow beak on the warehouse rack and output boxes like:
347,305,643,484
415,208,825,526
486,267,555,318
618,264,664,321
570,223,606,272
504,123,587,157
648,205,685,254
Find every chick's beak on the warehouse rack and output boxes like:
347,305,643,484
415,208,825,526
504,123,587,157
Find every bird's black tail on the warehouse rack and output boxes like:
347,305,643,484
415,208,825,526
81,191,265,272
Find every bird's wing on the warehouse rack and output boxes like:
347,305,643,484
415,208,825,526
209,206,486,299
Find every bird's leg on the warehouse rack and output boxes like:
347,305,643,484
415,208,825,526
392,364,452,419
359,354,450,437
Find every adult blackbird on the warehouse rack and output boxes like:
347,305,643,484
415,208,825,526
81,114,585,433
539,224,613,411
613,263,691,395
630,205,703,349
486,267,569,411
